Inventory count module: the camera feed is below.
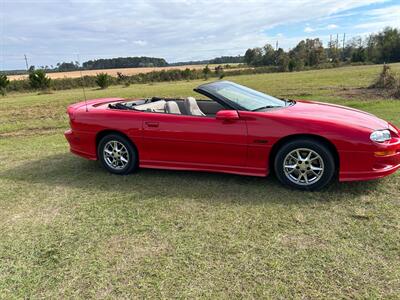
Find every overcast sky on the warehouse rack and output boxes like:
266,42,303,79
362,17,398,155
1,0,400,70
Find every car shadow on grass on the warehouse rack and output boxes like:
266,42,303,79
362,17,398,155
2,153,382,205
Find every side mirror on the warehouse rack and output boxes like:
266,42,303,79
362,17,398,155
216,110,240,121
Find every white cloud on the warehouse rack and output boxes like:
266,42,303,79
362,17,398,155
305,23,338,33
304,26,315,33
355,4,400,30
133,40,147,46
326,24,338,29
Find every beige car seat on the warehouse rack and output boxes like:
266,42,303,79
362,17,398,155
135,100,166,112
184,97,205,116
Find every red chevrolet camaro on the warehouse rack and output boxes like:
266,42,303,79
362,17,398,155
65,80,400,190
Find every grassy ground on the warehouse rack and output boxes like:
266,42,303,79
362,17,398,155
0,63,399,298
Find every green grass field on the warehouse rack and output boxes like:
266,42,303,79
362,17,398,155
1,64,399,298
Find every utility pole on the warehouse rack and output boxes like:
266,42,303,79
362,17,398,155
342,33,346,51
24,54,29,71
336,34,339,49
342,33,346,61
276,40,278,51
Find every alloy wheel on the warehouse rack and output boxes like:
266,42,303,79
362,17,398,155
283,148,324,186
103,140,130,170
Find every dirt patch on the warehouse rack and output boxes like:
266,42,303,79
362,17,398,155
335,87,397,100
0,105,64,121
0,127,63,138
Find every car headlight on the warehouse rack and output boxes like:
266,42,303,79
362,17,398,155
370,129,391,143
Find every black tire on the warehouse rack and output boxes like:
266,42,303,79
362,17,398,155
97,134,138,175
274,138,336,191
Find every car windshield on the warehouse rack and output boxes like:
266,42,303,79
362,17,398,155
207,82,286,111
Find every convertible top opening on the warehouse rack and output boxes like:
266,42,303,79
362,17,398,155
109,97,225,116
108,81,293,116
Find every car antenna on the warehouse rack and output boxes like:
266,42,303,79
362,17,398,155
77,53,88,112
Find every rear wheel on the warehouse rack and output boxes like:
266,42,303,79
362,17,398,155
274,139,335,190
98,134,138,175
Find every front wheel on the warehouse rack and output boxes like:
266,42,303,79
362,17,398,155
98,134,138,175
274,139,336,190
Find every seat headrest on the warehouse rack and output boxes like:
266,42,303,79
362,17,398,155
165,101,181,114
184,97,205,116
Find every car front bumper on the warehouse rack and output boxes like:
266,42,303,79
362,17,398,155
339,137,400,181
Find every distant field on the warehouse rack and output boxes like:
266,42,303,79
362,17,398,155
8,64,234,80
1,63,399,298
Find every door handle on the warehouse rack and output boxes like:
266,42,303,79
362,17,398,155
145,121,159,128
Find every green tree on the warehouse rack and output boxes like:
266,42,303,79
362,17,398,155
288,57,304,71
275,48,289,71
215,65,225,79
28,69,51,90
343,37,362,62
182,68,192,80
95,73,111,89
326,39,339,63
244,47,263,66
351,47,367,62
290,41,307,64
0,74,10,96
57,61,79,71
366,27,400,63
262,44,275,66
289,38,326,67
244,48,257,65
202,65,211,80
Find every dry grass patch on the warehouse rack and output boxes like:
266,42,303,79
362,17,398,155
335,87,394,100
104,234,171,262
279,234,327,250
8,64,221,80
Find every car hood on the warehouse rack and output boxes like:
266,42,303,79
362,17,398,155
280,100,389,131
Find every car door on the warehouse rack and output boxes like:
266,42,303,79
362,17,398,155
140,112,248,167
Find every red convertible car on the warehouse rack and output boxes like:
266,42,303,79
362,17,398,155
65,81,400,190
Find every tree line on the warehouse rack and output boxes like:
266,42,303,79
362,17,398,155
170,56,244,66
55,55,243,71
244,27,400,71
29,55,243,73
82,56,168,70
39,57,169,72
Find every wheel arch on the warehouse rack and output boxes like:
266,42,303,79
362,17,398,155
95,129,138,160
269,134,340,174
